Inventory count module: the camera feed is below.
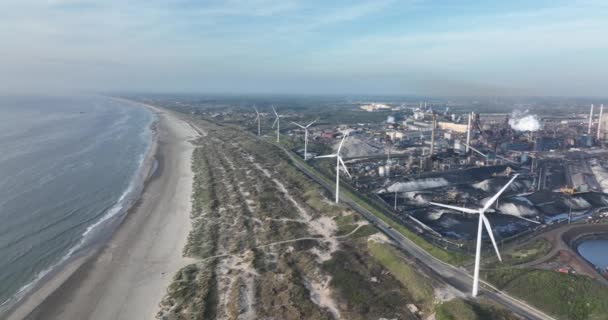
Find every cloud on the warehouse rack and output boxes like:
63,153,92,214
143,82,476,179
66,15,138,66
0,0,607,95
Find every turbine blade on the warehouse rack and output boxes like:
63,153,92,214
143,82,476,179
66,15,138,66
272,105,278,116
272,118,278,128
253,106,259,115
482,174,519,213
306,118,319,128
481,214,502,261
291,122,305,129
337,135,347,154
511,215,541,224
339,157,351,178
428,202,479,214
315,154,337,159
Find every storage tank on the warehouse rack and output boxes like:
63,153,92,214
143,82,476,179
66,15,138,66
378,166,385,177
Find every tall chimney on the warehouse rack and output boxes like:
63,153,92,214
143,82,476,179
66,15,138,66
430,114,436,155
598,104,604,140
588,104,594,135
466,112,472,152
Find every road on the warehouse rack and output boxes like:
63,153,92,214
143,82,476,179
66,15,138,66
281,147,555,320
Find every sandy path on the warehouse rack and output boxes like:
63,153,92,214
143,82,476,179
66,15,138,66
10,105,198,320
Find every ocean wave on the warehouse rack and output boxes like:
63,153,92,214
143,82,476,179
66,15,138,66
0,108,157,314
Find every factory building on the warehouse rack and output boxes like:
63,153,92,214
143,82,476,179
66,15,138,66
437,121,468,133
360,103,391,112
535,137,563,151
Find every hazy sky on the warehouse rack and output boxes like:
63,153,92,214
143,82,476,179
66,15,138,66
1,0,607,96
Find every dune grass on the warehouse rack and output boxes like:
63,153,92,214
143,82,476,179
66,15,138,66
367,241,435,308
435,298,518,320
483,268,608,320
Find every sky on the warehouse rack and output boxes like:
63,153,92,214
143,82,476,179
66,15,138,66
1,0,607,96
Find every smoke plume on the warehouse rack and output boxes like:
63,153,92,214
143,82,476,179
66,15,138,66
508,110,541,132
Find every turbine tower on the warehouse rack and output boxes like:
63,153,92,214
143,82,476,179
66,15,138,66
253,106,261,136
292,119,318,160
429,174,538,297
271,106,281,143
315,134,350,203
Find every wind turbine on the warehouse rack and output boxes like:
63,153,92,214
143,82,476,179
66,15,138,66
271,106,281,143
292,118,318,160
429,174,537,297
315,134,350,203
253,106,261,136
465,143,518,165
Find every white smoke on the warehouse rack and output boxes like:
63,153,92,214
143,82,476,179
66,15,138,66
509,110,541,132
402,191,430,204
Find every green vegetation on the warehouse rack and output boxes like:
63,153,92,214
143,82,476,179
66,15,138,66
435,298,518,320
483,268,608,320
158,262,218,320
367,241,434,306
503,238,552,265
352,194,468,265
184,144,218,258
323,246,418,319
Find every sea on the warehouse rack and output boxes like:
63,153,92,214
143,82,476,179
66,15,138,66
0,95,155,313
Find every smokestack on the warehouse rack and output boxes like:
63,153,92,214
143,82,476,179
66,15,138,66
588,104,594,135
466,112,472,152
430,114,436,155
598,104,604,140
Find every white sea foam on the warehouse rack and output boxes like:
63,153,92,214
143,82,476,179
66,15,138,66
0,109,157,314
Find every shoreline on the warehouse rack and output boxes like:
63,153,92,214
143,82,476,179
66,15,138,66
1,102,159,319
6,102,198,320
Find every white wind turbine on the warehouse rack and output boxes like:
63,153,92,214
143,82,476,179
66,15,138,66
315,134,351,203
271,106,281,143
429,174,536,297
253,106,261,136
465,143,518,165
291,118,318,160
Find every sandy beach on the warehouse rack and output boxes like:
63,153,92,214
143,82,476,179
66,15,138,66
7,105,198,320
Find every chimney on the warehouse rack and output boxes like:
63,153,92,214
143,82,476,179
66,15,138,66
430,114,436,155
598,104,604,140
588,104,594,135
466,112,472,152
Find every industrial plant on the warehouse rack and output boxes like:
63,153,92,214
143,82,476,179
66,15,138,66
283,102,608,278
